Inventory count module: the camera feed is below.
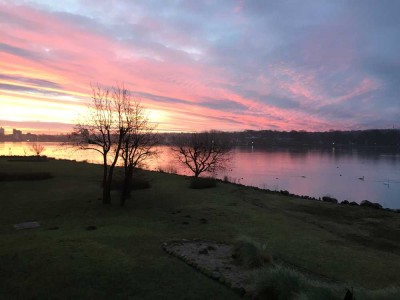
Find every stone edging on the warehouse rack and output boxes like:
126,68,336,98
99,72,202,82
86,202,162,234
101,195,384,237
161,239,247,296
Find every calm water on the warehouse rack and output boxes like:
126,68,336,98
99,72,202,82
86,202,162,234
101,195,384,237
1,142,399,209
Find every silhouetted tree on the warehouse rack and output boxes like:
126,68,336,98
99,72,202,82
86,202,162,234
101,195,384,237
30,143,45,156
172,131,232,177
120,101,158,206
72,83,131,204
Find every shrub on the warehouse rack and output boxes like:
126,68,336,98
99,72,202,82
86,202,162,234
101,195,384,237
232,237,272,268
189,177,217,189
255,265,346,300
0,172,53,181
322,196,338,204
360,200,382,209
255,265,304,299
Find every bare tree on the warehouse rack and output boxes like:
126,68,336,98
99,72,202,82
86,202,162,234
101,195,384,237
72,83,131,204
172,131,232,177
120,101,158,206
30,143,45,156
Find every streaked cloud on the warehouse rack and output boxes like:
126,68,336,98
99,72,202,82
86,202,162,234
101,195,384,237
0,0,399,133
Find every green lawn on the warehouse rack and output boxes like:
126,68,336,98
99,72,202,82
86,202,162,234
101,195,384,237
0,157,399,299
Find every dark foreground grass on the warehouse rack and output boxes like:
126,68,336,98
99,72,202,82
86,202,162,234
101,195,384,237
0,157,399,299
0,171,53,181
189,177,217,189
255,264,400,300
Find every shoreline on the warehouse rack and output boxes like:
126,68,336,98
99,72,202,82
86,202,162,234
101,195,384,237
2,154,399,212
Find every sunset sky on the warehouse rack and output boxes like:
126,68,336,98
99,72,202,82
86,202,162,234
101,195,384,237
0,0,399,134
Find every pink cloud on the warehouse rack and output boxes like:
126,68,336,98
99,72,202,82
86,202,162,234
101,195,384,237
0,1,392,134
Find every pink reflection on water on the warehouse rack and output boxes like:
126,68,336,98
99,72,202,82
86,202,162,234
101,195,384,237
225,148,400,209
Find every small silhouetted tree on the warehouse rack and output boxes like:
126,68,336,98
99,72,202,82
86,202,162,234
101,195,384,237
172,131,232,177
72,83,131,204
31,143,45,156
120,101,158,206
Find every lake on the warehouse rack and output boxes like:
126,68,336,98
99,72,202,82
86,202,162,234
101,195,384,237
1,142,399,209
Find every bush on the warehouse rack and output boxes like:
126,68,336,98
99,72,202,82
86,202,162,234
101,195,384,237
255,265,304,299
232,237,272,268
189,177,217,189
0,172,53,181
360,200,383,209
322,196,338,204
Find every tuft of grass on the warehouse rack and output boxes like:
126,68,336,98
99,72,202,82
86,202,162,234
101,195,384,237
232,236,272,268
297,280,344,300
254,265,400,300
0,172,53,181
356,286,400,300
157,164,178,174
189,177,217,189
255,265,305,299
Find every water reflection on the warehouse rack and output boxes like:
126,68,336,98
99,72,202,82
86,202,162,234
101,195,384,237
226,147,400,209
1,142,399,209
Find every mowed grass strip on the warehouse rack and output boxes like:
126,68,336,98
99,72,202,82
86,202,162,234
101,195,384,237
0,157,399,299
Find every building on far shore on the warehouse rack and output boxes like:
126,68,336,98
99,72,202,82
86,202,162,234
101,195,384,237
12,129,22,141
0,127,4,136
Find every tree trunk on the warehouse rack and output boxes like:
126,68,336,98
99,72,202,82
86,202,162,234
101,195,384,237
102,155,108,187
105,163,116,204
121,166,133,206
102,154,110,204
102,184,111,204
105,134,124,205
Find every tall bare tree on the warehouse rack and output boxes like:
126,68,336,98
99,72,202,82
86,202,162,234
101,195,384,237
120,101,158,206
172,131,232,177
72,83,132,204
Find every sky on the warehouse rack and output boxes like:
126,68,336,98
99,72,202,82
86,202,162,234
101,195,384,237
0,0,399,134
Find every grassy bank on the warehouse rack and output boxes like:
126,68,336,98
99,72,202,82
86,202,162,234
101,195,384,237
0,157,399,299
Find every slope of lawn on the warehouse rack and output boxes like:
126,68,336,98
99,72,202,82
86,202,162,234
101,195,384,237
0,157,399,299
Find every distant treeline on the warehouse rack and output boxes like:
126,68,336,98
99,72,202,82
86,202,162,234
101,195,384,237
158,129,400,148
2,129,400,148
0,134,68,143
